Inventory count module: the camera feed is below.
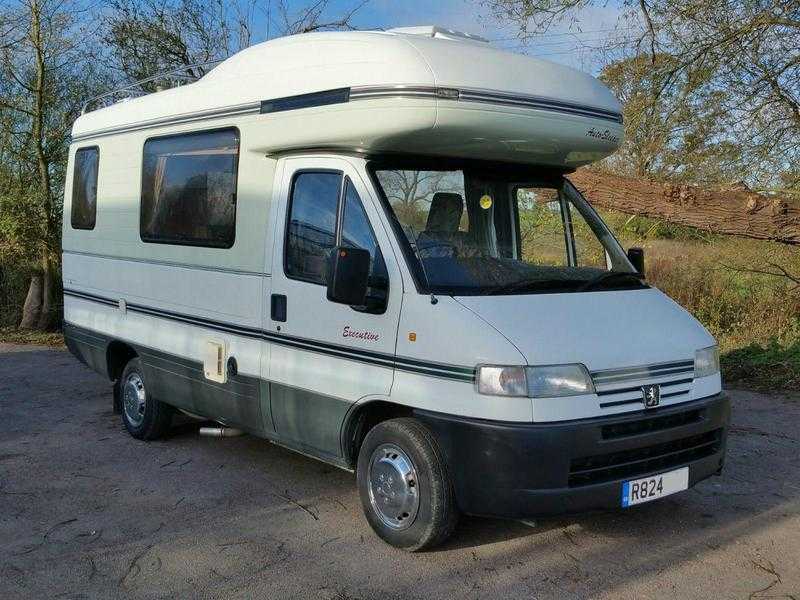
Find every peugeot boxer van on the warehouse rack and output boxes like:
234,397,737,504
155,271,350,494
62,26,729,550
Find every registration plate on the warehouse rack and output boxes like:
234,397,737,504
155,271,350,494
621,467,689,507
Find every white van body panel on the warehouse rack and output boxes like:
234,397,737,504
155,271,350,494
454,288,715,369
401,34,618,109
392,295,531,422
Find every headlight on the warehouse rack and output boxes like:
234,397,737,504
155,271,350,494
694,345,720,378
476,364,594,398
476,365,527,397
526,364,595,397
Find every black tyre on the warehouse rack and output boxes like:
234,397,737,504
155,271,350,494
117,357,172,440
356,418,458,551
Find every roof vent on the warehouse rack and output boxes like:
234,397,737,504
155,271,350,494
387,26,489,44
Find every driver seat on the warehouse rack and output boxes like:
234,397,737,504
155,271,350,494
417,192,465,257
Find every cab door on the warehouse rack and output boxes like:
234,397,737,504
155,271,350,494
267,156,402,461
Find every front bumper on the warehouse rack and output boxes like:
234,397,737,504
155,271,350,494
414,393,729,518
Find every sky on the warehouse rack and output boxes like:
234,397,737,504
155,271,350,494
254,0,641,74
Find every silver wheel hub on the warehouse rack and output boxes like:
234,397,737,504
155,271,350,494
123,372,146,427
367,444,419,530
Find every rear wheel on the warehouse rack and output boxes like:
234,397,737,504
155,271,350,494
357,418,458,551
118,357,172,440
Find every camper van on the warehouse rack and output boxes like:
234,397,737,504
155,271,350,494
62,26,729,550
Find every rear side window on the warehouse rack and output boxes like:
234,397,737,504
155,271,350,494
140,128,239,248
285,172,341,284
71,147,99,230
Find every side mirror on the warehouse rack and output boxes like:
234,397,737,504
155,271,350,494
627,247,645,276
327,246,370,306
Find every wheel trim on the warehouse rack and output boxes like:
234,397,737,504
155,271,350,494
367,443,420,531
122,372,146,427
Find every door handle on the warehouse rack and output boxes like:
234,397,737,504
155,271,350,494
271,294,287,322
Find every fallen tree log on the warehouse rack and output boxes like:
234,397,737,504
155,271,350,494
568,170,800,245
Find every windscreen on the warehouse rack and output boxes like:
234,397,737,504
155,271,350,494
372,166,641,295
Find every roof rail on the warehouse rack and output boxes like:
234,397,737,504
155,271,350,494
81,59,224,114
386,25,489,43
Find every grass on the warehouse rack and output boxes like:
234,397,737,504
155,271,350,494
0,327,65,347
607,212,800,391
722,341,800,391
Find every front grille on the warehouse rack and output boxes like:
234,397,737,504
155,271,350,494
601,409,704,440
568,428,722,487
591,359,695,410
591,360,695,385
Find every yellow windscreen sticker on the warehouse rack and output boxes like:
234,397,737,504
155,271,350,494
479,195,493,210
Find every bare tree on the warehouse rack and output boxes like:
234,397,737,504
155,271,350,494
486,0,593,36
655,0,800,189
721,262,800,292
0,0,102,329
598,53,744,183
101,0,370,95
101,0,239,87
484,0,800,189
276,0,369,34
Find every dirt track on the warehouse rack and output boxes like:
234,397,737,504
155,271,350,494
1,344,799,599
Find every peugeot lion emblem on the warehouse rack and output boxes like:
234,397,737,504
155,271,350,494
642,384,661,408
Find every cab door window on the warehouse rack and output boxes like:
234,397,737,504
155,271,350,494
285,172,387,311
285,172,340,285
340,178,388,312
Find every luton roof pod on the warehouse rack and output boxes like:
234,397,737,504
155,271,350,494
73,25,623,168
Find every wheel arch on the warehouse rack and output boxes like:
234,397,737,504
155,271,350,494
106,340,138,382
340,398,414,469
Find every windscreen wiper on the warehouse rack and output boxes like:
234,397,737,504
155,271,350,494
481,279,557,295
577,271,645,292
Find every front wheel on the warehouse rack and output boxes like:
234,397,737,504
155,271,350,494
356,418,458,551
118,357,172,440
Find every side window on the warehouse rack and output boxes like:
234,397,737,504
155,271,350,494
515,187,568,266
341,178,388,308
140,128,239,248
71,147,99,230
285,172,341,285
567,203,608,268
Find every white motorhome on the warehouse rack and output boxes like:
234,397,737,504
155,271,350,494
62,26,729,550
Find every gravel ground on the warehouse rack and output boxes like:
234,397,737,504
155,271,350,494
1,343,798,599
